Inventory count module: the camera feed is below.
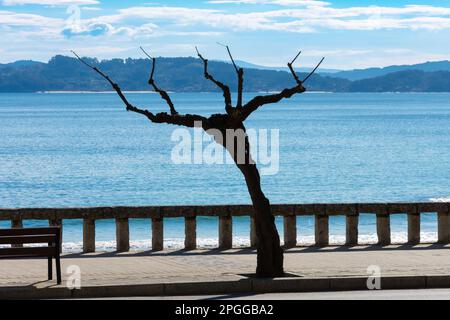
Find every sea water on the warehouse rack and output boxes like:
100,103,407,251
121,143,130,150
1,92,449,251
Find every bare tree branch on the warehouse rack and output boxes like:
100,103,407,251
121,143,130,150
71,51,136,112
238,53,325,120
238,51,311,120
236,68,244,109
217,42,239,73
148,112,208,128
195,46,233,114
287,50,302,84
74,48,322,128
239,86,305,121
302,57,325,83
140,47,178,115
72,50,207,128
217,42,244,109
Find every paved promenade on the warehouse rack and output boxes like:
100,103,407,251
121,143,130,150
1,244,450,298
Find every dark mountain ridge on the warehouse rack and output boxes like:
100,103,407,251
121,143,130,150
0,55,449,93
326,60,450,81
0,55,349,93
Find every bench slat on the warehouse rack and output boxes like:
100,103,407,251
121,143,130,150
0,246,56,257
0,227,60,237
0,234,56,245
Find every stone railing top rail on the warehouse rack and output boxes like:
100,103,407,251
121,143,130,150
0,202,449,221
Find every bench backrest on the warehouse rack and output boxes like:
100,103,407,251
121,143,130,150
0,227,60,237
0,227,61,258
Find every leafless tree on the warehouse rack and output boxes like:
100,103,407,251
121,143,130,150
72,47,323,277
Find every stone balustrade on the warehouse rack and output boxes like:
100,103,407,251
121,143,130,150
1,203,449,253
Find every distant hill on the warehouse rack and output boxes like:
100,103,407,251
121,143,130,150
326,60,450,81
0,55,449,93
231,60,341,74
0,60,44,69
0,55,349,93
349,70,450,92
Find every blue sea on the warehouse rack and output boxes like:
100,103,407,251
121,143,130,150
1,92,450,251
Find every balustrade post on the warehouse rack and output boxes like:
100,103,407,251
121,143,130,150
283,215,297,248
376,210,391,246
219,215,232,250
83,218,96,253
438,209,450,244
152,217,164,251
11,216,23,248
315,214,329,247
345,214,359,246
407,208,420,245
184,216,197,250
115,218,129,252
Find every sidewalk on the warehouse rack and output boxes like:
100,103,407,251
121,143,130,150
2,244,450,299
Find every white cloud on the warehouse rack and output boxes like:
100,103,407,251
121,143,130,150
208,0,329,6
81,6,101,11
301,49,372,57
60,18,221,39
0,10,63,27
69,45,132,55
62,22,112,37
2,0,99,5
88,4,450,34
94,6,308,32
62,22,159,38
4,3,450,39
255,48,450,70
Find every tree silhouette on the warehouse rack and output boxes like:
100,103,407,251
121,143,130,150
72,47,324,277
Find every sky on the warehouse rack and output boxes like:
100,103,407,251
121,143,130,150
1,0,450,69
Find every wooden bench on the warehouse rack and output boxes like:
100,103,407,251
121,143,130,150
0,227,62,284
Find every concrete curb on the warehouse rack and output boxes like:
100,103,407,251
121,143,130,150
2,275,450,299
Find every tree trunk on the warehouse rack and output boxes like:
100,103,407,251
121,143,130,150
238,163,284,277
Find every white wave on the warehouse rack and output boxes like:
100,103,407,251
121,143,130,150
430,196,450,202
62,237,248,253
296,232,438,246
62,232,438,253
2,232,438,253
